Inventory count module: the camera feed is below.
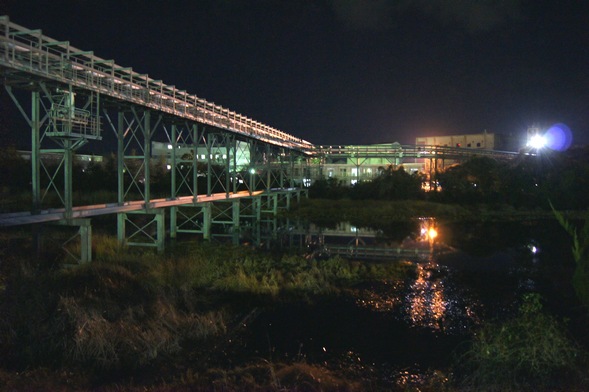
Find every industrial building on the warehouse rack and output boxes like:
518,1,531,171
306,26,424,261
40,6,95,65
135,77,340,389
415,131,520,151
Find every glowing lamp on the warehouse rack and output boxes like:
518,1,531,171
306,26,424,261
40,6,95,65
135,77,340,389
528,134,546,149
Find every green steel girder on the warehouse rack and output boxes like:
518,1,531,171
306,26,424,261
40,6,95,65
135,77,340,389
169,122,200,200
118,209,165,253
0,17,312,258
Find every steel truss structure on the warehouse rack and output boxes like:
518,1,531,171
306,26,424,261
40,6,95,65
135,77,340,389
311,143,519,187
0,16,311,262
0,16,521,263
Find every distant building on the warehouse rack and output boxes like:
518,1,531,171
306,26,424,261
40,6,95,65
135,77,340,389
151,141,251,170
18,150,103,168
415,131,520,152
312,143,423,185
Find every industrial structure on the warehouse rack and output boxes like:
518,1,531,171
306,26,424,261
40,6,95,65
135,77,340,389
0,16,521,263
0,15,312,262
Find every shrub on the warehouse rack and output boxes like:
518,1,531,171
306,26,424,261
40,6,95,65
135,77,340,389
456,293,583,391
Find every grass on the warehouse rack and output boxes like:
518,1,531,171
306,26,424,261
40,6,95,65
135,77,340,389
0,234,415,378
2,233,586,391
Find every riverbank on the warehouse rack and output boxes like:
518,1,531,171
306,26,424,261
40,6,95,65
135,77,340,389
0,236,419,391
285,198,586,228
1,221,588,390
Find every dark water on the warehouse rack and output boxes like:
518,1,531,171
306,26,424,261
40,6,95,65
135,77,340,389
231,220,583,387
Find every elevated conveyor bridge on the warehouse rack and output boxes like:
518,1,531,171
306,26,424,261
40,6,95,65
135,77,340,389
0,16,521,263
0,16,311,262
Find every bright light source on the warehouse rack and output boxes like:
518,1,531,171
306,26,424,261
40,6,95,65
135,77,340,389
528,134,546,149
428,227,438,240
167,144,173,150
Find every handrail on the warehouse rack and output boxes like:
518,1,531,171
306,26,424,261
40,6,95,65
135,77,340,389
314,144,520,160
0,15,315,154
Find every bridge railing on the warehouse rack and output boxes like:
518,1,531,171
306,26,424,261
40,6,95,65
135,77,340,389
315,144,520,160
0,15,315,154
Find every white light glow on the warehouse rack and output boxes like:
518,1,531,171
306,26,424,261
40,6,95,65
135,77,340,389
528,134,546,149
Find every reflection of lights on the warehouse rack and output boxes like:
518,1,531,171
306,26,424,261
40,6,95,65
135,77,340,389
355,261,481,334
527,243,539,254
408,263,446,330
419,218,438,242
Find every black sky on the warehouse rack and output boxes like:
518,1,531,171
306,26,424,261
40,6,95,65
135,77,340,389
2,0,589,146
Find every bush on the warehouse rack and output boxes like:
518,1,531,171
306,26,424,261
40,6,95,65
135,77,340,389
455,293,583,391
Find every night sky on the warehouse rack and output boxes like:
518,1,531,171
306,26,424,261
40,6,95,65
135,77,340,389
2,0,589,147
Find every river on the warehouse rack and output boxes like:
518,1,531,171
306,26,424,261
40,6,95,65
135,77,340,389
227,218,585,388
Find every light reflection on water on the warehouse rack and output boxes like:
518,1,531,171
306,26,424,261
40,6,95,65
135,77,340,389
350,218,483,333
407,261,446,330
356,260,482,333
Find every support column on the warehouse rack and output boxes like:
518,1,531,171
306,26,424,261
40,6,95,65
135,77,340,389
79,221,92,263
155,208,165,254
31,90,41,213
117,111,125,245
286,191,291,210
232,199,240,245
202,203,211,240
143,111,151,203
253,197,262,246
117,213,126,247
170,124,178,239
64,139,73,219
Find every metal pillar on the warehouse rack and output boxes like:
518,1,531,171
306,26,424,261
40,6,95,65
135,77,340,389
122,209,165,253
52,219,93,264
211,199,241,245
107,108,166,251
169,122,200,238
5,83,101,263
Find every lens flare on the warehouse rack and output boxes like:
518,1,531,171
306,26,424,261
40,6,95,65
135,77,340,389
544,123,573,151
528,134,546,149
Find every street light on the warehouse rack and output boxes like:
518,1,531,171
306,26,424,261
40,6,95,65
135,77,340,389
527,134,546,150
